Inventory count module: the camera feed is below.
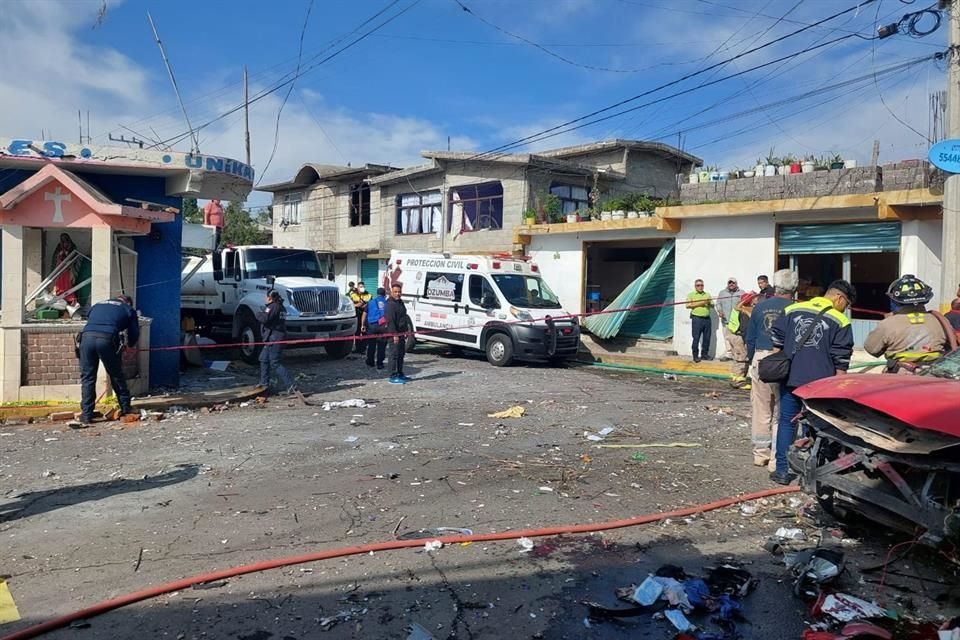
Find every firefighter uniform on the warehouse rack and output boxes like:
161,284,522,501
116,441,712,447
863,311,948,370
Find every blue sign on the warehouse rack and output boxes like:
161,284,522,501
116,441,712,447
928,138,960,173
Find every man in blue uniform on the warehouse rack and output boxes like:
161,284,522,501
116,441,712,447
71,295,139,428
257,289,295,394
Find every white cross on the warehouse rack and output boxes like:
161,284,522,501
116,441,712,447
44,186,71,224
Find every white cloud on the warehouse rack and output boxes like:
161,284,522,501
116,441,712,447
0,0,469,208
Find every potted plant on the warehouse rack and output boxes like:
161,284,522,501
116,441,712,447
688,171,699,184
698,167,710,183
843,158,857,169
707,165,721,181
814,155,830,171
523,207,537,226
541,192,562,223
753,158,764,176
764,150,779,176
742,165,755,178
801,155,815,174
829,154,844,170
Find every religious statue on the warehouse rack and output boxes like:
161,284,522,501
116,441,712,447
51,233,80,306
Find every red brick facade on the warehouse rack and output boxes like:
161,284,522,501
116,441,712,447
21,329,139,386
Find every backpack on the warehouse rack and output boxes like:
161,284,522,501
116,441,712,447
366,296,387,326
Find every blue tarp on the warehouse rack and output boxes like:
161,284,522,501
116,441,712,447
583,240,675,340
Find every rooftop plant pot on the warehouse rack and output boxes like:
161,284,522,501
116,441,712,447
764,165,777,177
627,210,640,219
612,210,626,220
844,159,857,169
790,162,802,174
601,211,613,221
801,161,814,173
689,173,699,184
742,170,755,178
566,213,579,223
830,161,844,170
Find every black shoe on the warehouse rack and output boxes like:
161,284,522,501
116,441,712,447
693,357,701,363
769,471,792,486
365,360,375,368
703,356,714,361
376,364,384,370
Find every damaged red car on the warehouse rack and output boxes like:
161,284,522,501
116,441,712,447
788,352,960,548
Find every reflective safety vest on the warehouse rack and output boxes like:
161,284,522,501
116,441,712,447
727,309,745,336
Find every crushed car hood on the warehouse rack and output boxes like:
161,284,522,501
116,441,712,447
796,375,960,439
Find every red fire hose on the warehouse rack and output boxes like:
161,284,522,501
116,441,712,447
1,486,799,640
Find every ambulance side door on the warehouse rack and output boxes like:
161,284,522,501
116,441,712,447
466,274,501,340
420,271,473,345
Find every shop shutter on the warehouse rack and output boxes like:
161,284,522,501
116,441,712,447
777,222,901,254
360,259,380,293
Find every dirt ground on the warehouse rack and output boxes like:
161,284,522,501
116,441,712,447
1,345,957,639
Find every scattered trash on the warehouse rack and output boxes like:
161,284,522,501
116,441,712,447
632,576,664,606
41,469,56,478
406,622,437,640
631,451,648,462
319,607,368,631
739,503,758,517
584,602,646,619
423,540,443,552
789,549,845,596
517,537,534,553
775,527,807,541
814,593,888,623
322,399,373,411
706,565,756,598
396,528,474,542
663,608,695,632
488,406,525,419
538,486,554,493
663,373,678,381
204,360,230,371
344,436,359,443
593,442,701,449
585,426,615,441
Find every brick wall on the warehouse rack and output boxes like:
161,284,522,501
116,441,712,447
21,329,139,386
680,162,944,205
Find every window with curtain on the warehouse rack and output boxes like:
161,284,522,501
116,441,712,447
449,182,504,232
396,190,441,235
282,192,302,225
549,183,590,215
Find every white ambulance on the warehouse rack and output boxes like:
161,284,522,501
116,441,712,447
383,251,580,366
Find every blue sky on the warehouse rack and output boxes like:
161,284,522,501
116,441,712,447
0,0,949,205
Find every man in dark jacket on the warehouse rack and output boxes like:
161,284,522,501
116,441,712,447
71,295,140,428
257,289,294,393
385,283,409,384
769,280,856,484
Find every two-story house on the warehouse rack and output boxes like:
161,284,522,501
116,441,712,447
258,139,699,294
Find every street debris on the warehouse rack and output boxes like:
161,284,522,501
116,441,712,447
406,622,437,640
588,563,756,637
319,607,368,631
423,540,443,552
517,537,534,553
322,399,374,411
397,527,472,540
663,373,678,381
488,405,525,418
594,442,701,449
775,527,807,541
585,426,615,441
630,451,648,462
814,593,889,623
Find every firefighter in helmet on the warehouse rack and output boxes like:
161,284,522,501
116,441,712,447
864,275,956,373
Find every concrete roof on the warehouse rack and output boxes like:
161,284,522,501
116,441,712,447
365,161,445,186
418,150,626,178
537,139,702,166
258,162,399,192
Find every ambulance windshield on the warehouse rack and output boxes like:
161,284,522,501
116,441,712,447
491,274,561,309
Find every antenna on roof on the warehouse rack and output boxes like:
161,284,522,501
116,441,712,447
147,12,199,154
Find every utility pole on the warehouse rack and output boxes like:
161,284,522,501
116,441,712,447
243,65,251,166
78,110,84,145
942,0,960,310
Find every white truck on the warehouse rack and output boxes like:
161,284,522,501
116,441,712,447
385,251,581,366
180,224,357,364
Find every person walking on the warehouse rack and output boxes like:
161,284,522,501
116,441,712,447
769,280,856,484
361,287,389,370
716,277,744,364
686,279,713,362
70,295,139,428
385,283,410,384
864,275,955,372
745,270,798,470
257,289,295,394
725,292,756,389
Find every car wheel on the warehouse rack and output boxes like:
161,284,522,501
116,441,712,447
485,333,513,367
325,338,352,360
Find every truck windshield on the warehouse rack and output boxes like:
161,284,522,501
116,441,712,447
244,249,323,279
927,348,960,380
491,274,562,309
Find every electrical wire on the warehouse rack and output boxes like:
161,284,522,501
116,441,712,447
470,0,882,159
256,0,316,187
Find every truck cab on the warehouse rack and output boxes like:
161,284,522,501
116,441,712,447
181,228,357,363
385,251,580,366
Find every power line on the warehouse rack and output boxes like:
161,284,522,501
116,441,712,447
471,0,882,159
257,0,316,187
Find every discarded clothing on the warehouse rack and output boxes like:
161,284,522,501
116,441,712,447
488,405,525,419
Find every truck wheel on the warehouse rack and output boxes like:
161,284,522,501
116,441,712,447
325,339,352,360
404,316,417,352
238,312,262,365
485,333,513,367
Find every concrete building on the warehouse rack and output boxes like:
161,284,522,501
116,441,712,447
259,140,698,293
0,137,253,401
521,160,944,362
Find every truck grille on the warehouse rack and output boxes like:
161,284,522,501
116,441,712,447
289,290,341,315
